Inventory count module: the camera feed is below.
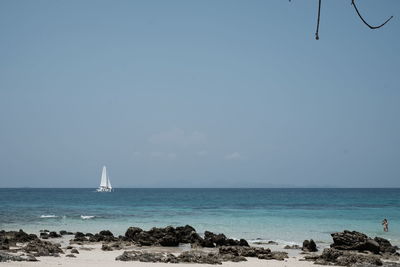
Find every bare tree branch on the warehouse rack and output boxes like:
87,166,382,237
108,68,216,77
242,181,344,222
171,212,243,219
351,0,393,29
290,0,394,40
315,0,322,40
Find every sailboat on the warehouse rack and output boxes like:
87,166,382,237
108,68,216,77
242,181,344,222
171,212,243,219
97,166,112,192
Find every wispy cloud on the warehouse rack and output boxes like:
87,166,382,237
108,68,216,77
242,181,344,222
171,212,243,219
225,152,242,160
148,128,206,146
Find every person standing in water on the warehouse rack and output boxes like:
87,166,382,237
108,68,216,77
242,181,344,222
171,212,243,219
382,218,389,232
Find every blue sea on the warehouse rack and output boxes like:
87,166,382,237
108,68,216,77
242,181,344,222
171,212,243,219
0,188,399,246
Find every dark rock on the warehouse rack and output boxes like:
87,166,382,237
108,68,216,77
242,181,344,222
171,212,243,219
99,230,113,236
74,232,85,238
116,247,287,264
159,235,179,246
116,250,178,263
365,239,381,254
242,247,271,257
102,244,113,251
331,230,398,255
70,248,79,254
88,234,100,242
66,246,73,249
175,225,198,243
203,231,248,247
205,231,227,246
220,253,247,262
258,251,288,261
302,239,318,252
40,233,49,239
225,238,238,246
48,231,62,238
66,254,76,258
101,241,126,250
306,248,383,266
213,234,228,246
199,238,215,248
80,230,118,243
374,237,398,254
0,251,38,262
111,242,123,249
219,246,242,256
125,227,143,240
122,225,248,248
177,251,222,264
23,239,63,257
239,239,249,246
218,245,287,260
136,231,157,246
116,249,245,264
118,235,128,241
0,230,38,246
73,232,88,242
270,251,289,261
331,231,370,251
0,251,23,262
88,232,117,242
73,236,87,242
147,227,171,240
0,243,9,250
0,230,39,250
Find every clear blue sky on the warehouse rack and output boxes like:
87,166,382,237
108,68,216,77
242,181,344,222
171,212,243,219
0,0,399,187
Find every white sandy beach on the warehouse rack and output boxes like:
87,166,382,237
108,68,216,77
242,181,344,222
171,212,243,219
3,231,400,267
1,244,330,267
0,237,335,267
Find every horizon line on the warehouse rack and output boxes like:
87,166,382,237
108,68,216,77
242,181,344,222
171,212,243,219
1,187,399,189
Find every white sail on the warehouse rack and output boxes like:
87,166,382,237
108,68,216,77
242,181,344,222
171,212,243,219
107,177,112,189
97,165,112,192
100,166,108,187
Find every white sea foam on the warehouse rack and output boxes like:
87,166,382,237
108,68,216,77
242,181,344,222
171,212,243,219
40,215,57,218
81,215,95,220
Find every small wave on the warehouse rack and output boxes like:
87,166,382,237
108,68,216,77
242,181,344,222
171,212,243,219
40,215,58,218
81,215,95,220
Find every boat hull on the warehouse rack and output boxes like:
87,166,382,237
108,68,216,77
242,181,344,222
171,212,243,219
97,187,112,192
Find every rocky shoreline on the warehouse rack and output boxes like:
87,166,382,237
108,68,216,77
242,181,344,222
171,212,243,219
1,226,399,266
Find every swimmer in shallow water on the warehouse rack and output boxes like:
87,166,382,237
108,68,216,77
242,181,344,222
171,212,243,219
382,218,389,232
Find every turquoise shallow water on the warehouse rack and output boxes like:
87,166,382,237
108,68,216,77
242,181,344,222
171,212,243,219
0,188,399,246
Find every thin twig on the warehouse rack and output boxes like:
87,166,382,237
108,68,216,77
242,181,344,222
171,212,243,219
315,0,322,40
351,0,393,29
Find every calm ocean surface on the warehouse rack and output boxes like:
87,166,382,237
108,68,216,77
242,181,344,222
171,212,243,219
0,188,399,246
